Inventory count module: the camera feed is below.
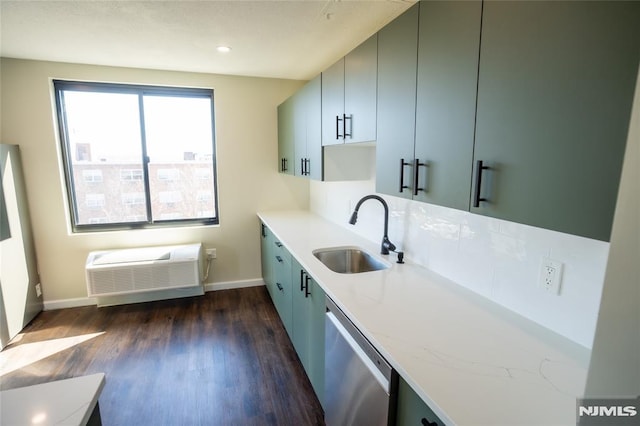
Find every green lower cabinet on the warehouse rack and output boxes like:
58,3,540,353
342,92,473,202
396,378,443,426
260,223,275,296
291,259,326,405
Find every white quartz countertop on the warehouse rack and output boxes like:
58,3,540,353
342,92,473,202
0,373,105,426
258,210,589,426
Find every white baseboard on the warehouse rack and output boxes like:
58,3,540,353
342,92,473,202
43,278,265,311
44,297,97,311
204,278,264,292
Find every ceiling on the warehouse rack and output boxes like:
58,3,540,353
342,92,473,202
0,0,414,81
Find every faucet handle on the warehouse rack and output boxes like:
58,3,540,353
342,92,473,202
396,251,404,264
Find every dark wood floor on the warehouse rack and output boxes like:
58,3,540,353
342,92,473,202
0,286,325,425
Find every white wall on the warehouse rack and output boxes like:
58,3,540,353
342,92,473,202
0,58,309,304
311,175,610,350
585,68,639,397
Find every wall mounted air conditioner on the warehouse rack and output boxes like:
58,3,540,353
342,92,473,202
85,244,202,297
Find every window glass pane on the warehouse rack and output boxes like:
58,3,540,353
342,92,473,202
62,91,148,225
143,95,215,222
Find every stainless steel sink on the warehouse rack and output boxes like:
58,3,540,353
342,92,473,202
312,247,389,274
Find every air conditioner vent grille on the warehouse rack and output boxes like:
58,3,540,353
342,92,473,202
85,244,202,298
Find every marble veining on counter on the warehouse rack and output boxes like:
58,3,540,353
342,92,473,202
0,373,105,426
258,210,590,426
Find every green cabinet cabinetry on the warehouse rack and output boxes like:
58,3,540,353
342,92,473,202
376,4,419,198
377,0,639,241
376,1,481,208
277,76,322,180
322,34,377,146
471,1,640,241
260,224,275,295
260,223,326,404
277,96,295,175
291,258,326,405
396,378,443,426
413,1,481,209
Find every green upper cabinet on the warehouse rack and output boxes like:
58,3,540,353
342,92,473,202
376,4,419,199
471,1,640,241
278,76,322,180
277,96,295,175
377,1,481,205
294,75,322,180
322,34,378,146
413,1,481,209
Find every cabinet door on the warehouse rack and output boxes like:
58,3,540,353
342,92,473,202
292,89,307,177
472,1,640,241
322,58,345,146
413,1,481,209
291,260,311,373
344,34,377,144
376,4,419,199
260,223,274,295
396,378,443,426
305,76,322,180
307,276,325,406
277,97,295,175
293,77,322,180
290,259,326,405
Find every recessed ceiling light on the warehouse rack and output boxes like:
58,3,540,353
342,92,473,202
216,46,231,53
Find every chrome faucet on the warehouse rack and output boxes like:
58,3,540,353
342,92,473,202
349,195,404,263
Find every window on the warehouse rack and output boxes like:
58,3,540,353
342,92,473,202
82,169,103,183
54,80,218,232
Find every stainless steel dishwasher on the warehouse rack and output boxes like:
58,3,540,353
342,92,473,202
324,296,398,426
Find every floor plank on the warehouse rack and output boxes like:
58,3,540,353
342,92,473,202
0,286,325,426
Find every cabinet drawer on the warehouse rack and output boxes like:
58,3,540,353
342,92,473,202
272,239,291,265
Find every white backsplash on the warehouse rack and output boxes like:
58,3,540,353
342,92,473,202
310,179,609,349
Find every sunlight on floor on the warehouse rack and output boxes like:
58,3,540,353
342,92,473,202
0,332,104,377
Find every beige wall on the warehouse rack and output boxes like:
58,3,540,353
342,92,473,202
0,58,309,303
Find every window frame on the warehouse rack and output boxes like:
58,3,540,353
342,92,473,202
54,80,219,232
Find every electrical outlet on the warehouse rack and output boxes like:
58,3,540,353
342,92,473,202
35,283,42,298
206,248,217,259
538,258,563,295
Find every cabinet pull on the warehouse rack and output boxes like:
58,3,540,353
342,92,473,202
336,115,343,139
300,269,305,291
399,158,411,193
261,224,266,237
421,418,438,426
304,158,310,176
304,274,311,298
343,114,352,139
413,159,426,196
275,255,283,263
276,282,283,291
274,241,282,248
473,160,489,207
281,157,288,172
